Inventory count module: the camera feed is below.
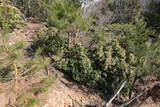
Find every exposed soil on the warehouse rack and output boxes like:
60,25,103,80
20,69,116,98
133,76,160,107
121,76,160,107
0,72,107,107
41,72,106,107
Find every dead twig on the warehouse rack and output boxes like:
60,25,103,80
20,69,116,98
104,81,127,107
120,88,150,107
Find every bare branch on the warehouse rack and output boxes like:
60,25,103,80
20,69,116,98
120,88,149,107
104,81,127,107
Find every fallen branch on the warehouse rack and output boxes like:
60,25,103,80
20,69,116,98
120,88,150,107
104,81,127,107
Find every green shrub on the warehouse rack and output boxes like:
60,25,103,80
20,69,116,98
57,44,99,87
143,40,160,78
57,40,135,95
105,13,157,79
32,28,67,61
0,3,24,29
90,39,135,94
0,66,13,81
107,12,155,56
0,41,26,81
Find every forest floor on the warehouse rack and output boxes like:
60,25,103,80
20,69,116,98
0,23,160,107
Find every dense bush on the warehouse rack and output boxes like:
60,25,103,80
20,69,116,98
57,44,98,87
34,28,135,95
144,40,160,78
90,40,135,93
56,40,135,95
32,26,135,94
32,10,160,95
32,28,67,61
0,3,24,29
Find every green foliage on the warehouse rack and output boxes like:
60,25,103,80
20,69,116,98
107,13,155,57
12,92,40,107
31,74,57,94
142,39,160,78
32,28,67,61
45,0,91,30
1,0,159,99
29,1,160,97
105,12,160,79
90,39,135,94
0,66,13,81
0,3,24,29
0,41,26,81
0,29,50,82
22,48,50,76
0,40,49,81
57,44,98,87
57,40,135,95
9,0,84,20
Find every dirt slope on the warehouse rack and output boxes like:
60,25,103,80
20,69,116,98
42,73,106,107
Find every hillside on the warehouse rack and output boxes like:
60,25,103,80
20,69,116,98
0,0,160,107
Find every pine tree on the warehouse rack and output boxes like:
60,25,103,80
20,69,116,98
44,0,92,49
0,3,49,82
0,29,49,82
